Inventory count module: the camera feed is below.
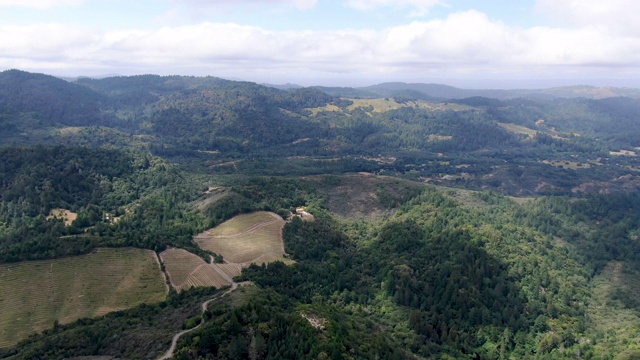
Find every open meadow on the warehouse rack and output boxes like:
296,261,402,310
195,211,287,265
0,248,167,348
159,248,231,291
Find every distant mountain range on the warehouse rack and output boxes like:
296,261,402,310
311,82,640,100
47,69,640,100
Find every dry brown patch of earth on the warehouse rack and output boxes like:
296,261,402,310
312,174,422,220
46,208,78,226
300,312,328,330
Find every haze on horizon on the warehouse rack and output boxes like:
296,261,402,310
1,0,640,89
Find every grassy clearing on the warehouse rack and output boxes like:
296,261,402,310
345,98,471,113
610,150,637,156
541,160,592,169
0,248,166,348
497,122,537,138
195,211,287,264
346,98,408,112
427,134,453,142
46,208,78,226
192,187,229,212
58,127,83,136
508,196,536,205
587,261,640,355
160,248,230,291
306,98,472,117
306,104,342,116
436,186,489,209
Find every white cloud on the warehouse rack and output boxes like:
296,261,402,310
346,0,442,16
159,0,316,24
536,0,640,35
2,10,640,83
0,0,83,8
292,0,316,10
171,0,316,10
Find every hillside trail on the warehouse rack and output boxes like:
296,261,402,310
157,257,248,360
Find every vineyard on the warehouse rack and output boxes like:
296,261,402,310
195,211,287,264
215,263,243,278
0,248,166,348
160,248,231,291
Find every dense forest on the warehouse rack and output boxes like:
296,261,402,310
1,70,640,359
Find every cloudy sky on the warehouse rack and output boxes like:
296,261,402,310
1,0,638,87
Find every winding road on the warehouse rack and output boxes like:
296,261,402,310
157,258,247,360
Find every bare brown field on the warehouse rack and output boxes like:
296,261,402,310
160,248,230,291
195,211,287,265
46,208,78,226
0,248,166,348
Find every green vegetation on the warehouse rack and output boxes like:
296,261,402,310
2,71,640,358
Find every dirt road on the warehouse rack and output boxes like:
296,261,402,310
157,258,246,360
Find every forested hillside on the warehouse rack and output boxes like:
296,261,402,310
1,70,640,359
2,69,639,195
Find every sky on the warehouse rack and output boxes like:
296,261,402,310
0,0,639,88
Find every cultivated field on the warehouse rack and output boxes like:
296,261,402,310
159,248,231,291
215,263,243,278
195,211,287,265
0,248,167,348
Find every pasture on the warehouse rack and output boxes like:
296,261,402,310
159,248,231,291
195,211,287,265
0,248,166,348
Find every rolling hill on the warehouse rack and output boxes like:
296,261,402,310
2,70,640,359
